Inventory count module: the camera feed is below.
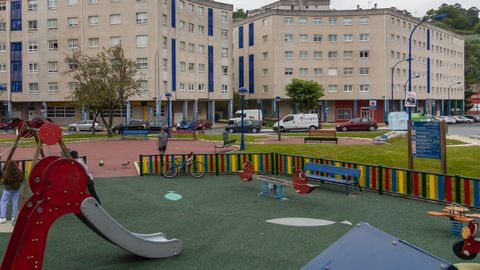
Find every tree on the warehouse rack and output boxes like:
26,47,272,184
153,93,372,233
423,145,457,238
285,79,324,112
65,45,143,137
233,9,248,20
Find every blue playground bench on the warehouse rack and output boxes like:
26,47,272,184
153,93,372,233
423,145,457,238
303,162,362,195
121,129,149,140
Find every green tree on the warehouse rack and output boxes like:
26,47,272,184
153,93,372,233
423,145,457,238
285,78,324,112
65,45,143,137
233,9,248,20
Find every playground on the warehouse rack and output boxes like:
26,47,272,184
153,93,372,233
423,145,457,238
0,174,474,269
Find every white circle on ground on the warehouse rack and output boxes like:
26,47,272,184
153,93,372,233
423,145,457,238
266,218,336,227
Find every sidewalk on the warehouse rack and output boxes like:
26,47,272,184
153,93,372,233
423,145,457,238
447,135,480,146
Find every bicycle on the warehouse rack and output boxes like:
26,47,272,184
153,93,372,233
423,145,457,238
161,152,206,178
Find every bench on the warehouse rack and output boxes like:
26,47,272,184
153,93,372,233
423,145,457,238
303,162,362,195
169,130,197,140
214,139,237,153
121,129,149,140
304,130,338,144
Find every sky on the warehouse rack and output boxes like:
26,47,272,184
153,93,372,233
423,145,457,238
223,0,478,17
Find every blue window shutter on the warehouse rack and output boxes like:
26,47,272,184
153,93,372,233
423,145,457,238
208,8,213,36
239,56,244,89
171,0,176,28
172,39,176,91
248,23,254,46
239,26,244,49
208,46,214,92
248,54,254,93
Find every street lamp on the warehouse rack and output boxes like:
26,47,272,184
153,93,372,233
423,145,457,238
165,92,172,132
257,99,262,125
448,82,462,116
239,87,247,151
408,13,447,119
124,100,129,132
275,96,282,141
403,75,421,111
391,58,412,111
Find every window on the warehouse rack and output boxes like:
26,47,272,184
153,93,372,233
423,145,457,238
262,19,268,26
0,64,5,72
88,0,99,3
88,38,99,47
188,63,195,72
188,43,195,52
262,85,268,93
134,12,148,25
343,51,353,59
343,34,353,42
187,3,194,12
262,52,268,60
48,0,57,9
162,59,167,70
328,18,337,25
179,41,185,51
222,66,228,75
47,106,76,117
139,80,148,92
284,17,293,25
28,21,38,31
313,34,322,42
328,85,338,92
328,34,337,42
313,18,322,25
221,48,228,58
110,14,121,25
89,16,99,26
162,14,168,26
197,83,205,91
136,35,148,47
48,40,58,51
359,34,369,41
68,39,79,49
299,34,308,42
343,85,353,92
28,0,38,11
343,68,353,75
68,62,78,70
111,36,121,46
68,17,79,27
314,68,322,76
48,61,58,73
285,68,293,75
179,62,186,72
0,22,5,31
299,51,308,59
328,51,337,59
299,68,308,76
336,109,352,120
360,84,369,92
314,51,322,60
262,35,268,43
262,68,268,76
221,84,228,94
28,41,38,52
47,19,58,30
48,82,59,94
359,17,369,25
198,45,205,54
179,83,185,91
221,29,228,38
284,34,293,42
343,18,353,25
198,64,205,72
328,68,337,76
221,11,228,23
68,0,79,6
299,18,308,25
0,43,5,52
179,21,185,30
29,83,39,94
198,6,204,15
68,82,79,91
359,67,369,76
136,58,148,70
360,51,369,58
198,25,204,34
189,83,195,91
189,23,195,32
179,0,184,9
285,51,293,59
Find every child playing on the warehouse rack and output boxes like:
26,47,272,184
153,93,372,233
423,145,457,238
0,160,24,224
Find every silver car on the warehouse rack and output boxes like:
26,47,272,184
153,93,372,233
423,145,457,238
68,120,104,131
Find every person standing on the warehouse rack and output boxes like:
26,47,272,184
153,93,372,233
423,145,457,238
0,160,23,224
70,150,101,204
157,128,169,155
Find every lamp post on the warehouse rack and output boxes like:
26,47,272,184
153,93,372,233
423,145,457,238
448,82,462,116
239,87,247,151
275,96,282,141
124,100,129,132
408,13,447,120
403,75,421,111
257,99,262,125
391,58,411,112
165,92,172,132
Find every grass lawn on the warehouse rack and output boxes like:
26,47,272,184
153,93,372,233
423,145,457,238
0,175,469,269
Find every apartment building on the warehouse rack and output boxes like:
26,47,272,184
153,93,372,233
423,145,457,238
0,0,233,125
233,0,465,123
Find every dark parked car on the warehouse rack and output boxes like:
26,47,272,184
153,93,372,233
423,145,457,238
112,120,148,134
225,120,261,133
465,115,480,122
176,120,196,130
336,118,378,132
148,121,169,132
195,119,212,130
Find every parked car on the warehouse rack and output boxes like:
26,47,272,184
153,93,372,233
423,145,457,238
452,116,466,124
225,120,261,133
195,119,213,130
68,120,104,132
112,120,148,134
148,120,169,132
465,115,480,122
457,116,474,124
444,116,457,124
272,114,319,132
1,118,23,130
176,120,196,130
336,118,378,132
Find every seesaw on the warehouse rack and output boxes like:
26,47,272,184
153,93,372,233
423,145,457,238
428,202,480,237
0,122,181,270
237,161,318,200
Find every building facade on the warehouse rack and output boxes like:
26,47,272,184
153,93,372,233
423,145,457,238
233,1,465,123
0,0,233,126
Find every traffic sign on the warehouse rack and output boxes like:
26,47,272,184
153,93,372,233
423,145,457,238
369,99,377,109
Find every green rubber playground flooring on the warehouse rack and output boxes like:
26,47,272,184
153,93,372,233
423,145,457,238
0,175,475,269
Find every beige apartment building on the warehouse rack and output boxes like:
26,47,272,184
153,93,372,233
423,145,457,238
233,0,465,123
0,0,233,126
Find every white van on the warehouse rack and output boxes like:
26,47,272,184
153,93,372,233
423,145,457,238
228,109,263,125
272,114,319,132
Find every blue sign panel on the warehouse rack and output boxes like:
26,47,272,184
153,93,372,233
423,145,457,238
412,121,441,159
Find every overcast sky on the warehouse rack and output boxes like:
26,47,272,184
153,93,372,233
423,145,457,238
223,0,478,17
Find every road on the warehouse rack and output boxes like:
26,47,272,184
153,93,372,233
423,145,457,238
447,122,480,138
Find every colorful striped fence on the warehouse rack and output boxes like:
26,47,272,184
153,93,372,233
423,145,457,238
139,153,480,208
0,159,35,180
